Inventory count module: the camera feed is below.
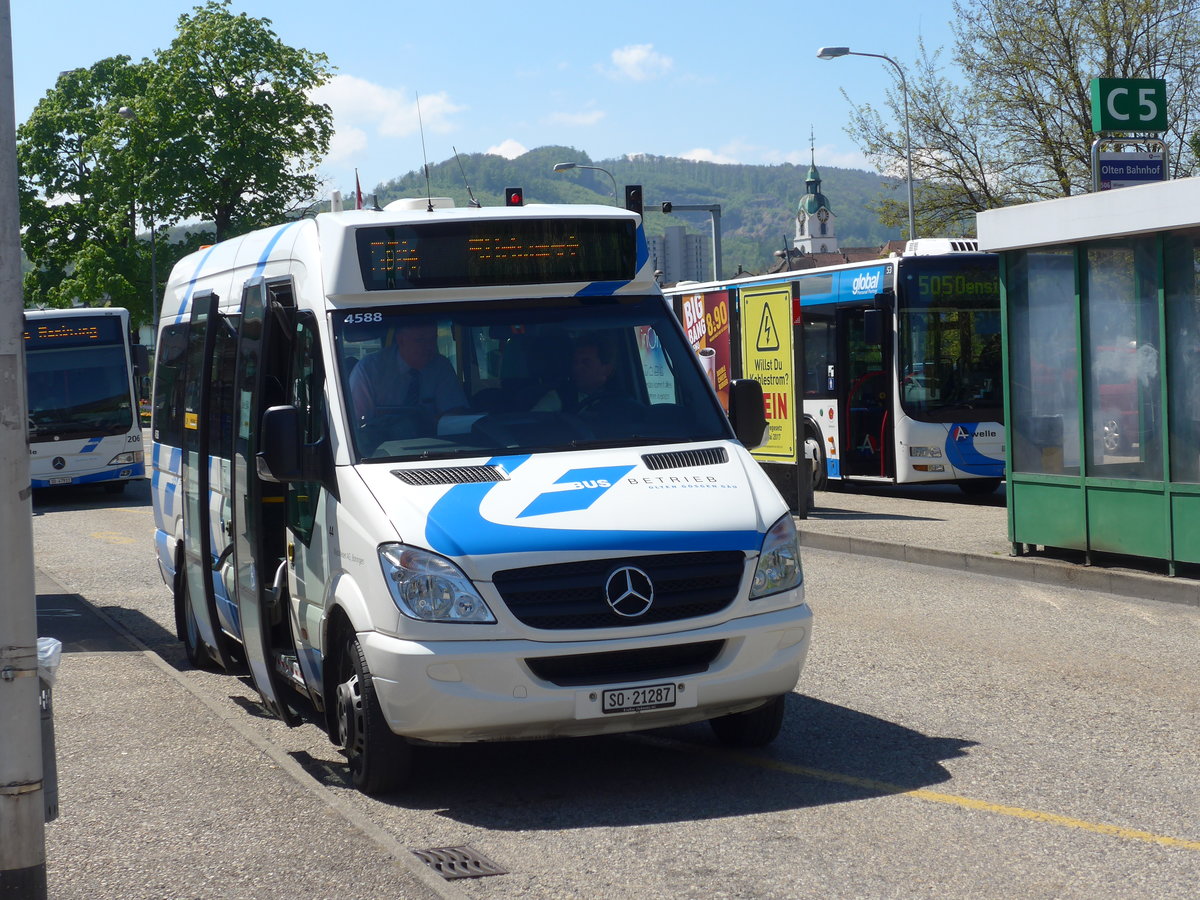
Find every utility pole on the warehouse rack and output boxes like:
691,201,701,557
0,0,47,895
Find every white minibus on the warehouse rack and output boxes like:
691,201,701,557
151,193,812,794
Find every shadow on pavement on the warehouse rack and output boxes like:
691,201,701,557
305,693,976,828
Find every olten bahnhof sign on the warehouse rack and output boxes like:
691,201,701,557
1090,77,1168,191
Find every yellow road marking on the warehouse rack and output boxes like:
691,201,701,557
636,735,1200,853
89,531,138,545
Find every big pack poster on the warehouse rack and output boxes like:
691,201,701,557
680,291,732,411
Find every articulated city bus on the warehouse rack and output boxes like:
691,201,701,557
24,307,145,492
151,194,812,794
663,240,1005,502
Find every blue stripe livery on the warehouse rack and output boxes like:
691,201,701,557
517,466,635,518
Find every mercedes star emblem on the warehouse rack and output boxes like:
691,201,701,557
604,566,655,618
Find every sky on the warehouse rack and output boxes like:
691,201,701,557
10,0,960,201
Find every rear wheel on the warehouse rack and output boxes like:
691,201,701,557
336,636,411,795
709,695,786,748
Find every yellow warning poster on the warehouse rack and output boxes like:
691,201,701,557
740,285,795,462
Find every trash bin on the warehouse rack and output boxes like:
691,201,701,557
37,637,61,823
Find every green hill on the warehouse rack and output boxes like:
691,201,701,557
371,147,900,277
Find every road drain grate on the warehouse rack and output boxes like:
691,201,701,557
412,846,507,880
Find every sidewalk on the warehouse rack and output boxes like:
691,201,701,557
799,484,1199,608
35,572,462,900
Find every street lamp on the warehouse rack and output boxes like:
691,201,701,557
817,46,916,242
117,106,159,342
552,162,618,205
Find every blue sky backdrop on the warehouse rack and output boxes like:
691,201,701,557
11,0,959,199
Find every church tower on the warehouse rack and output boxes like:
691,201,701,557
794,139,839,254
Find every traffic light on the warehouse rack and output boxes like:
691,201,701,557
505,187,524,207
624,184,643,215
661,201,673,214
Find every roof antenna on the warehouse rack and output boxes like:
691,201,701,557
453,146,482,208
416,92,434,212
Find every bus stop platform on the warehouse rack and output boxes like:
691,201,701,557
800,483,1200,608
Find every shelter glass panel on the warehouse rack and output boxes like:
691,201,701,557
1006,249,1079,475
1164,229,1200,483
1082,239,1161,480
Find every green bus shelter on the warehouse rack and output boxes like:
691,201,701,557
978,177,1200,573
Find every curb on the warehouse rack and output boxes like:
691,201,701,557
798,531,1200,609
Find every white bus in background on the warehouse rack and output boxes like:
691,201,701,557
663,240,1006,503
24,307,146,493
151,192,812,795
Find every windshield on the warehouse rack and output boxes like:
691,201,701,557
334,295,732,463
896,256,1003,422
26,344,135,440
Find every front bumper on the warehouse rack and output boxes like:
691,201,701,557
359,602,812,743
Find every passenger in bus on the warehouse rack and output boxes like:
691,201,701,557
349,322,467,422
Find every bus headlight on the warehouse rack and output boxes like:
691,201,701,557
908,446,943,458
107,450,144,465
378,544,495,623
750,514,803,600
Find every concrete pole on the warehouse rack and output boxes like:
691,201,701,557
0,0,48,895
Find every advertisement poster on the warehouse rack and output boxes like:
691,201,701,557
680,291,732,411
739,285,796,462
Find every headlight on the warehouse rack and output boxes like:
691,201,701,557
750,514,803,600
378,544,495,623
908,446,943,458
107,450,144,465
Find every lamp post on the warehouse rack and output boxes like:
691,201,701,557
817,46,916,242
117,106,159,343
552,162,618,205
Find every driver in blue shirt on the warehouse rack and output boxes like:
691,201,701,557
349,323,466,422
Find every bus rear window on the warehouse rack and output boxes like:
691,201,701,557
355,218,637,290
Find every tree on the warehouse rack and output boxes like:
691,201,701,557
136,0,333,241
17,58,156,317
843,0,1200,237
17,1,333,325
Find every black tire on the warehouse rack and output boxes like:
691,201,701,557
176,572,213,669
709,695,786,748
805,427,828,492
958,477,1002,496
336,637,411,795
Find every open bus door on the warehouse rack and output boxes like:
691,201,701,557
177,291,238,670
230,276,301,725
840,304,895,479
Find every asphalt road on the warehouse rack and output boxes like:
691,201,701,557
29,475,1200,899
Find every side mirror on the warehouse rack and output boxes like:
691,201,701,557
728,379,768,448
257,405,304,482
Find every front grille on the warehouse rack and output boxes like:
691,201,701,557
641,446,728,470
525,640,725,687
492,550,746,630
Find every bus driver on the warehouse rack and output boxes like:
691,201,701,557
349,322,467,422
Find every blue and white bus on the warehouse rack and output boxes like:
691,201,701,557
24,307,145,493
151,194,812,794
664,239,1005,501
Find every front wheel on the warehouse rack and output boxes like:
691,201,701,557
337,637,411,795
709,695,786,748
804,428,828,492
175,573,212,670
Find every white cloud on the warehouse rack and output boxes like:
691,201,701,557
325,126,368,164
547,109,606,127
486,139,528,159
310,74,464,148
604,44,673,81
679,147,742,165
